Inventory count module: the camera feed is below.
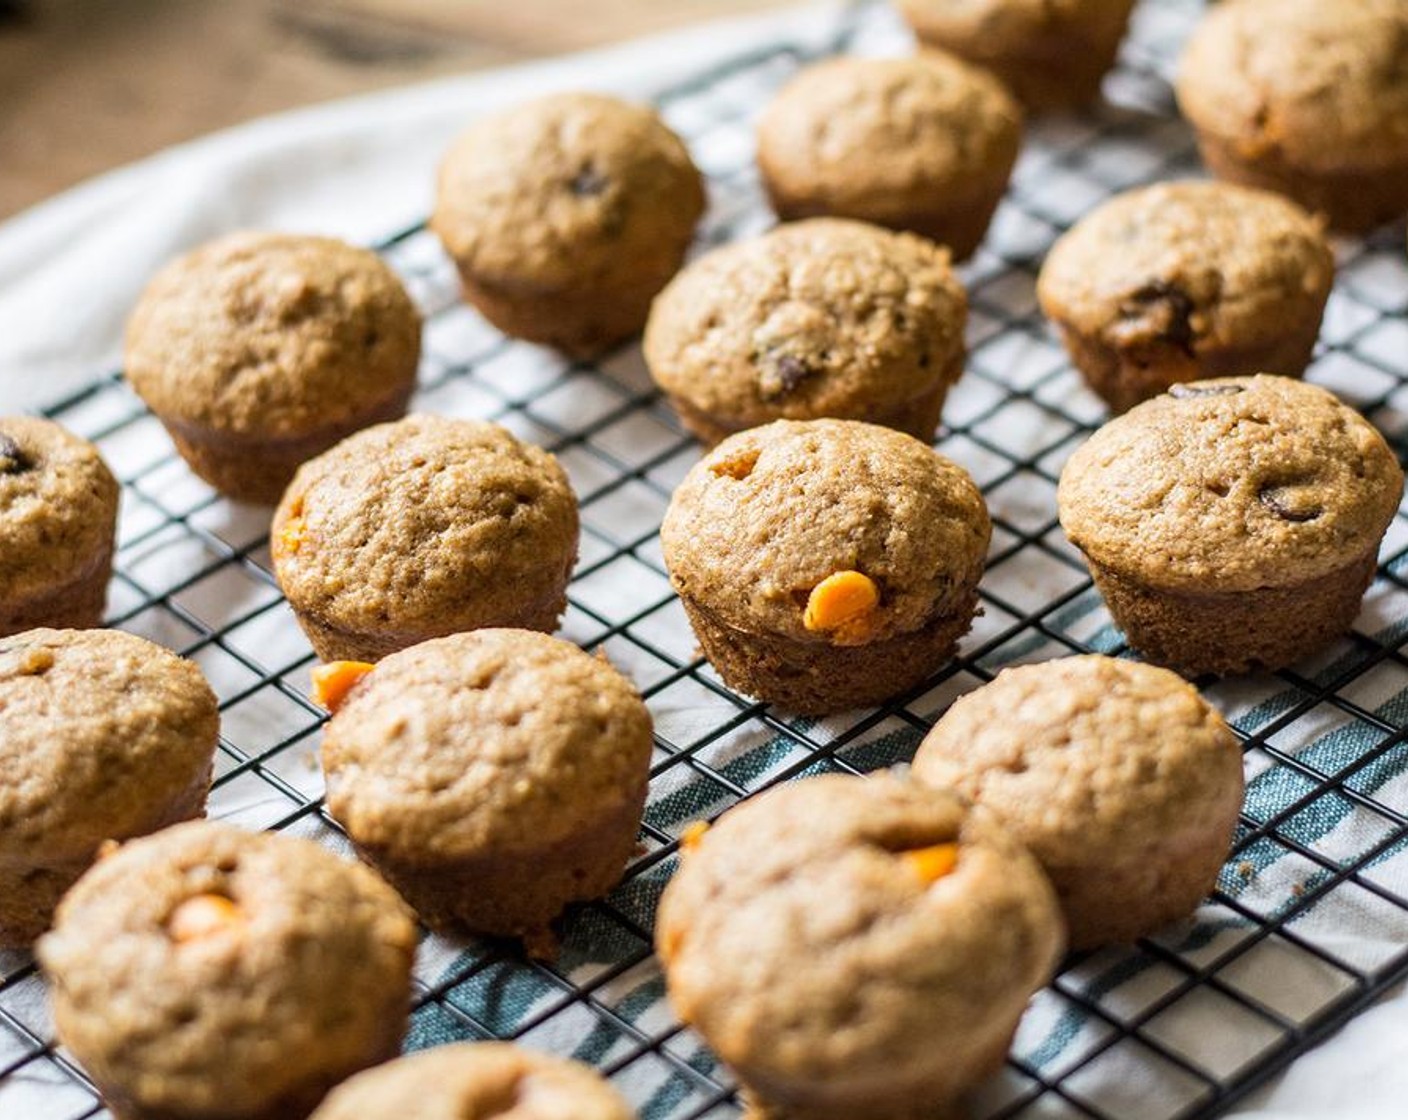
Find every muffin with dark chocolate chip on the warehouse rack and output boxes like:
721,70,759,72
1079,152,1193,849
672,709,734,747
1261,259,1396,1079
0,628,218,946
39,820,417,1120
1038,181,1334,413
0,416,118,636
661,419,990,714
757,54,1021,261
1176,0,1408,232
914,655,1245,948
1058,375,1404,676
309,1042,634,1120
272,414,579,662
645,219,968,446
432,92,705,357
319,629,653,951
657,774,1063,1120
125,232,422,503
898,0,1137,110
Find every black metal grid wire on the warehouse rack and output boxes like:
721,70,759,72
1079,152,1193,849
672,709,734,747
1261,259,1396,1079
5,0,1408,1116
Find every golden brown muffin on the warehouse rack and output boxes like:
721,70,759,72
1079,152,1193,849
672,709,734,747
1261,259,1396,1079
644,219,968,446
432,92,705,357
0,628,218,946
913,655,1245,948
1176,0,1408,232
897,0,1137,110
0,417,119,636
1058,376,1404,675
661,419,990,715
320,629,653,951
272,414,579,662
38,821,417,1120
1038,181,1335,413
125,232,422,503
657,775,1063,1120
308,1043,634,1120
756,54,1021,261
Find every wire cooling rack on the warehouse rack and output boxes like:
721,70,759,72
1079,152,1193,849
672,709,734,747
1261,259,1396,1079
6,0,1408,1117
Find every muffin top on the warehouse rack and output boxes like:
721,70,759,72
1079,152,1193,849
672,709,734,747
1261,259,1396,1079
1038,181,1333,354
38,821,417,1119
644,219,967,431
757,53,1021,208
432,92,705,292
913,656,1243,859
310,1042,634,1120
1058,375,1404,592
661,419,990,645
656,775,1062,1093
125,232,422,437
1176,0,1408,173
0,417,118,601
321,629,653,863
0,628,217,868
272,415,578,640
899,0,1133,37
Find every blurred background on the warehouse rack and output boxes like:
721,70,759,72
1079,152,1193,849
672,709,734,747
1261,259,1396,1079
0,0,791,220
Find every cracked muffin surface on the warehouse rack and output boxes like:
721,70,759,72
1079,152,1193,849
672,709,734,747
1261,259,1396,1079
38,821,417,1120
645,218,967,444
913,655,1244,947
657,774,1062,1120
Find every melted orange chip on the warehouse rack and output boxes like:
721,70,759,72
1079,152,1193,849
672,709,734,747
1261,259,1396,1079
276,516,307,556
803,571,880,641
311,661,375,714
904,843,960,885
169,894,245,943
709,449,760,481
679,821,710,852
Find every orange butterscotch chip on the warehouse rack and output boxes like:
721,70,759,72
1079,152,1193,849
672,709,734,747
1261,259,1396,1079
169,894,245,943
276,516,307,556
679,821,710,852
904,842,960,885
709,448,760,481
803,570,880,643
311,661,375,714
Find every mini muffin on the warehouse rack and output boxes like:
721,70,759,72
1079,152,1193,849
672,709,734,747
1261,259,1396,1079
1176,0,1408,232
309,1042,634,1120
756,54,1021,261
913,655,1245,948
897,0,1137,110
0,417,118,636
319,629,653,950
38,821,417,1120
125,232,422,503
0,628,217,947
432,92,705,357
1038,181,1334,413
644,219,968,446
661,419,990,714
272,415,578,662
1058,376,1404,676
657,775,1063,1120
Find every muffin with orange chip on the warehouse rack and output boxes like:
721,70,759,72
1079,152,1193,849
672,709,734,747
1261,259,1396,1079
657,774,1063,1120
660,419,990,713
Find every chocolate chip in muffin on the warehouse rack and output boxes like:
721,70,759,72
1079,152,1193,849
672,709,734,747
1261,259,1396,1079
569,163,610,198
1112,281,1198,353
758,353,818,401
0,433,32,474
1259,485,1322,523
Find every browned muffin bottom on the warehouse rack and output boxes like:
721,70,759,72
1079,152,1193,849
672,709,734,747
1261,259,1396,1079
320,629,653,951
0,417,118,636
1057,376,1404,675
432,92,705,357
757,54,1021,262
661,419,991,714
124,232,422,504
308,1042,635,1120
272,414,579,662
897,0,1137,110
0,628,218,947
644,219,968,446
657,775,1063,1120
1175,0,1408,232
914,655,1245,948
38,822,417,1120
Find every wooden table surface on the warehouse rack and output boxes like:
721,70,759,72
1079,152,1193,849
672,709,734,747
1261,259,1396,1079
0,0,794,220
